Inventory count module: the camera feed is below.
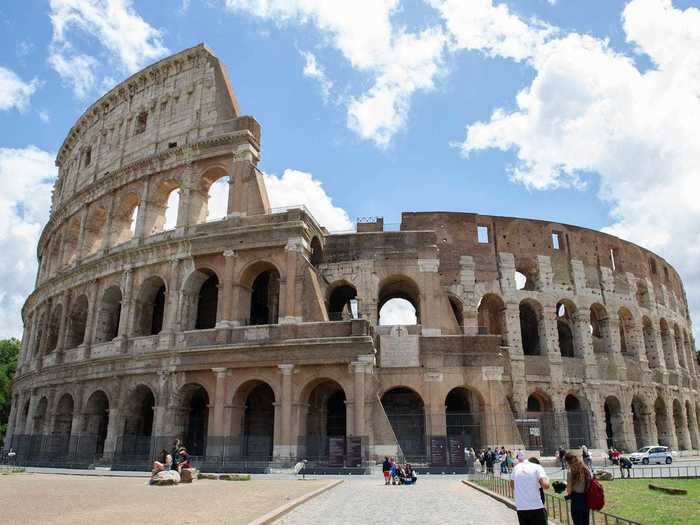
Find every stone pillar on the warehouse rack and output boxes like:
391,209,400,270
588,391,608,450
101,191,116,252
134,177,151,240
81,280,99,358
160,259,182,348
643,408,658,447
280,238,302,324
678,405,692,451
212,368,228,437
275,364,294,458
24,394,39,435
75,205,88,264
4,397,19,447
351,361,367,437
102,407,123,459
119,269,134,337
219,250,238,325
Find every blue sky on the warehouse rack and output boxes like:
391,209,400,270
0,0,699,339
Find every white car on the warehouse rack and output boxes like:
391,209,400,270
629,445,673,465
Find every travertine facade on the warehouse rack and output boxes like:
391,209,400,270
5,45,700,467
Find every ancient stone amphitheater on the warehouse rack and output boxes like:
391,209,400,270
5,45,700,470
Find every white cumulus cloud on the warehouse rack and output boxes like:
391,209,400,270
442,0,700,338
48,0,169,98
0,147,56,338
0,66,39,112
224,0,446,147
301,51,333,102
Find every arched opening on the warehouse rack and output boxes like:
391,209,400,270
642,316,659,367
182,269,219,330
448,295,464,332
180,384,209,456
604,396,626,450
53,393,74,455
134,276,166,336
84,391,109,458
686,401,699,450
381,387,425,460
660,319,676,370
478,294,505,336
249,269,280,325
327,282,358,321
242,382,275,460
305,380,347,462
94,286,122,343
82,206,107,257
618,307,635,356
45,304,63,354
33,397,48,434
162,186,181,232
525,391,555,454
32,313,45,358
654,397,670,447
310,237,323,266
565,394,591,449
111,192,140,246
61,216,82,267
121,385,155,459
445,387,482,451
519,300,542,356
673,325,686,369
590,303,611,354
631,397,648,450
673,399,689,450
205,173,229,222
378,276,420,326
556,301,575,357
515,258,538,291
66,295,88,348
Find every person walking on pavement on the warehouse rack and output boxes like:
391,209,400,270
512,452,550,525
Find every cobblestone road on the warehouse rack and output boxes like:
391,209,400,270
274,475,518,525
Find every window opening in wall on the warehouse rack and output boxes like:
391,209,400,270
206,177,228,222
84,146,92,167
168,141,177,149
378,276,420,326
129,206,139,236
477,225,489,244
649,257,657,274
379,298,417,326
551,231,561,250
557,301,575,357
250,270,280,325
195,274,219,330
328,283,358,321
134,112,148,135
519,301,541,356
514,271,527,290
163,189,179,230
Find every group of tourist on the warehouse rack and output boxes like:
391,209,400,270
150,439,194,485
381,457,418,485
476,446,516,474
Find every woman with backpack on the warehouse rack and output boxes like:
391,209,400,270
564,452,590,525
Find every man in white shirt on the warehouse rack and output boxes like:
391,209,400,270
511,452,550,525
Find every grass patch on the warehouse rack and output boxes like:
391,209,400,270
598,479,700,525
0,467,25,475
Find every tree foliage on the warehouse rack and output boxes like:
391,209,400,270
0,338,20,440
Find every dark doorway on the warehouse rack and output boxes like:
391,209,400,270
250,271,280,325
243,383,275,459
381,387,425,460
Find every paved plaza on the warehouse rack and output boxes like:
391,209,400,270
274,475,517,525
0,473,332,525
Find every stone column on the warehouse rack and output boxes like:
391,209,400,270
75,205,88,264
4,397,19,447
219,250,238,325
81,280,99,358
351,361,368,437
588,391,608,450
643,408,658,447
133,177,151,240
24,394,39,435
119,269,134,338
275,364,295,458
678,405,692,450
212,368,228,437
280,238,302,324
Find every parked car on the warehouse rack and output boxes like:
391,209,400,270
629,445,673,464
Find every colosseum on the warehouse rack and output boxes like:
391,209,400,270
5,44,700,471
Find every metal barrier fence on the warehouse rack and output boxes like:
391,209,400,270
588,464,700,480
471,473,644,525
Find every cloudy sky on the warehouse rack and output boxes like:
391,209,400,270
1,0,699,339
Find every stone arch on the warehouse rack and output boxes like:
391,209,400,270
654,396,671,447
82,205,108,257
53,393,74,437
327,280,357,321
519,299,544,356
234,380,276,460
642,316,660,367
445,386,484,451
94,285,122,343
196,166,230,223
604,396,627,450
618,306,636,356
564,393,592,449
84,390,110,458
448,294,464,332
673,324,686,369
181,268,220,330
310,236,323,266
45,303,63,354
514,256,538,291
66,294,89,348
381,386,425,460
378,275,420,326
659,319,676,370
177,383,210,456
302,379,347,461
590,303,611,354
133,275,167,336
147,178,181,234
685,400,699,450
673,399,690,450
556,300,576,357
61,215,82,267
525,390,555,454
124,384,155,437
111,191,140,246
478,293,505,336
33,396,48,434
636,280,651,308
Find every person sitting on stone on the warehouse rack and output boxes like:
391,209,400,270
152,449,172,473
176,447,192,472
